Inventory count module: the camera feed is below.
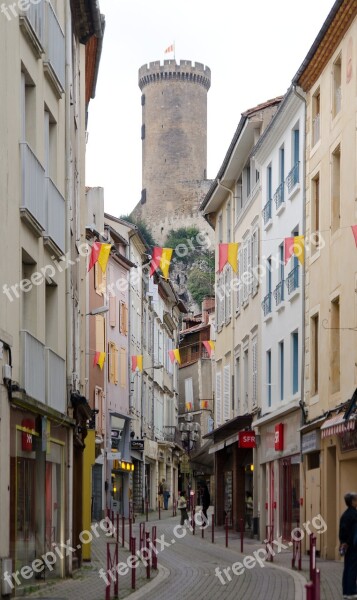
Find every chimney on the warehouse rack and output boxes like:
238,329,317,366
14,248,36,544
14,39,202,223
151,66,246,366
202,296,215,325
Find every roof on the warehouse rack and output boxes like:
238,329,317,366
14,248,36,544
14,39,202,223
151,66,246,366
200,97,282,212
203,414,252,443
292,0,355,90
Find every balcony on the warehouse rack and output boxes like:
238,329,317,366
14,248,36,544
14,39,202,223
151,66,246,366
20,142,46,236
44,177,65,254
19,0,45,56
273,182,284,210
163,426,183,447
263,199,272,226
262,292,272,317
43,2,65,95
45,348,66,413
273,280,284,306
286,162,300,193
312,113,320,146
286,265,299,295
21,330,45,404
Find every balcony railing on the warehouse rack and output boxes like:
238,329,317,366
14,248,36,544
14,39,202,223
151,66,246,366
312,113,320,146
46,177,65,252
21,330,45,403
262,292,272,316
273,280,284,306
45,2,65,90
274,182,284,209
45,348,66,413
286,162,299,192
286,266,299,294
20,0,45,50
263,199,272,225
20,142,46,232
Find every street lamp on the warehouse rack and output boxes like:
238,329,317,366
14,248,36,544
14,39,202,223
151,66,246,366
179,413,200,455
86,305,109,316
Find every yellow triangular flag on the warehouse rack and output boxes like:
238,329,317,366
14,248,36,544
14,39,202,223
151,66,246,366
98,352,106,369
97,243,112,272
293,236,304,265
227,243,239,272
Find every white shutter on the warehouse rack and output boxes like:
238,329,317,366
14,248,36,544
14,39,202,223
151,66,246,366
248,236,252,296
252,337,258,407
243,242,248,303
215,372,222,426
184,377,193,406
237,246,242,311
252,228,259,295
223,365,230,421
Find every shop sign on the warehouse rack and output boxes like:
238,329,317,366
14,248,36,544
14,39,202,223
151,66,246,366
239,431,256,448
302,430,320,454
22,418,35,451
275,423,284,451
131,439,144,451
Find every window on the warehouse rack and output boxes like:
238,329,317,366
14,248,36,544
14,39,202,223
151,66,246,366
292,331,299,395
235,355,240,413
251,228,259,295
223,365,230,422
311,313,319,396
108,341,118,385
293,128,299,166
243,348,249,413
245,164,251,198
311,173,320,252
279,146,285,185
235,178,242,219
267,257,272,295
215,371,222,427
94,386,105,436
218,213,223,243
184,377,193,409
21,73,36,149
224,267,231,321
119,301,128,335
143,308,147,349
267,165,272,202
267,350,272,407
95,262,106,296
109,295,116,327
252,337,258,407
330,297,340,393
242,240,249,303
95,315,105,354
119,347,126,388
312,88,320,146
333,54,342,117
45,279,58,350
279,341,284,401
226,201,231,242
331,145,341,234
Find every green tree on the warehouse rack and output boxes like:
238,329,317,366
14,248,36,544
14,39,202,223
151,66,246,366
187,251,215,306
119,215,156,250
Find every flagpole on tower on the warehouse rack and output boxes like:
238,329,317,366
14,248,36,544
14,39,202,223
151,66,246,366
173,40,176,60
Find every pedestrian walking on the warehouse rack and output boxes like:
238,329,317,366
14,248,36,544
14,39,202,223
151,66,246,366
339,491,357,599
178,490,189,526
158,479,164,509
245,491,253,530
162,478,170,509
201,484,210,523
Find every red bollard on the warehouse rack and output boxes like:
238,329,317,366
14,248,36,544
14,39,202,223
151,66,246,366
121,515,125,547
225,514,228,548
116,513,119,543
314,568,320,600
309,533,316,581
140,522,145,551
145,500,149,522
305,581,314,600
240,518,244,553
106,542,118,600
151,525,158,569
211,514,215,543
192,509,196,535
129,517,132,543
131,536,136,590
145,532,151,579
158,500,161,520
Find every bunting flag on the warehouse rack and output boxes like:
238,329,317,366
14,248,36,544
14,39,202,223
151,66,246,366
131,355,143,372
218,243,239,272
88,242,112,273
352,225,357,246
202,340,215,357
150,247,173,280
284,236,305,265
164,43,174,54
200,400,209,409
185,402,193,411
168,349,181,364
93,351,106,369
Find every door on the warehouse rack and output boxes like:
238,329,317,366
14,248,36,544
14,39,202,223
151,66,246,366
92,464,103,522
306,468,321,552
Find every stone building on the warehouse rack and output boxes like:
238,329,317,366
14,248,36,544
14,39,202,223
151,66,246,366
131,60,213,246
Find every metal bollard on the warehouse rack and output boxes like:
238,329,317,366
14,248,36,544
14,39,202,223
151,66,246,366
240,517,244,553
129,517,132,543
145,532,151,579
211,514,215,543
158,500,161,520
116,513,119,543
305,581,314,600
139,522,145,551
314,568,320,600
106,542,118,600
225,514,228,548
145,499,149,522
131,536,136,590
121,515,125,547
309,533,317,581
151,525,158,569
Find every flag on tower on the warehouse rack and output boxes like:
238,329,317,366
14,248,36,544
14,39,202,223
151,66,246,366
164,43,174,54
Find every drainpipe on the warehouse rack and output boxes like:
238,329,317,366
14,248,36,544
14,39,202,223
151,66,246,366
65,0,73,575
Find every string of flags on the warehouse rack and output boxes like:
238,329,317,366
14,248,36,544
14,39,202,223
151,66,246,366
131,355,143,372
218,243,239,273
93,351,106,369
150,247,173,280
168,349,181,364
88,242,112,273
284,236,305,265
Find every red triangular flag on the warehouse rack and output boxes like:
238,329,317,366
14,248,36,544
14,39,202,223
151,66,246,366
284,237,294,264
88,242,101,272
93,351,100,367
150,247,163,277
218,244,229,273
352,225,357,247
131,356,138,372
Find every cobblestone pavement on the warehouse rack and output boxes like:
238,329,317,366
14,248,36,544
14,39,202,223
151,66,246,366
22,507,344,600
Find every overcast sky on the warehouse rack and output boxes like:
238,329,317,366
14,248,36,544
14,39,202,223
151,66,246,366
86,0,335,219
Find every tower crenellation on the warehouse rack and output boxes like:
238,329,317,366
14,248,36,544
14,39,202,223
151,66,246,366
138,60,211,92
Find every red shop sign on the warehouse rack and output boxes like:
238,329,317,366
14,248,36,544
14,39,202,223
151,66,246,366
274,423,284,451
22,418,35,452
239,431,256,448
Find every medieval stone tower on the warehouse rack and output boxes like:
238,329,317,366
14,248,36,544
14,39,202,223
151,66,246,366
131,60,213,246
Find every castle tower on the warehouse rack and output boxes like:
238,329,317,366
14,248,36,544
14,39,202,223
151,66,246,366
131,60,212,245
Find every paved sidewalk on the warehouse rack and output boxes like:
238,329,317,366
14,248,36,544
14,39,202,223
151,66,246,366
20,506,345,600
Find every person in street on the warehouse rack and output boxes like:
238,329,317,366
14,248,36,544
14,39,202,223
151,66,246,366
178,490,189,526
339,491,357,599
162,478,170,509
201,484,210,523
245,490,253,530
158,479,164,509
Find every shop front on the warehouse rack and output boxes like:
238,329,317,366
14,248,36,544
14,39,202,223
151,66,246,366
256,408,301,541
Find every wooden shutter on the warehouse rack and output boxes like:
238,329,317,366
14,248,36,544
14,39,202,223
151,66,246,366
120,347,126,388
223,365,230,421
252,228,259,295
114,345,119,385
95,315,105,353
109,296,116,327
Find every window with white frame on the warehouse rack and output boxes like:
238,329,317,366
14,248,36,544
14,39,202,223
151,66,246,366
184,377,193,408
243,347,249,413
226,201,232,242
235,354,240,414
223,364,230,422
224,267,231,322
235,178,243,220
251,227,259,295
252,337,258,407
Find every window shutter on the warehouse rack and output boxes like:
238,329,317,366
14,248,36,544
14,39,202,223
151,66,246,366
114,345,119,385
252,338,258,407
237,247,242,311
95,315,105,353
124,304,128,335
243,243,248,302
120,347,126,388
109,296,116,327
248,235,252,296
216,372,222,427
252,228,259,295
184,378,193,407
223,365,230,421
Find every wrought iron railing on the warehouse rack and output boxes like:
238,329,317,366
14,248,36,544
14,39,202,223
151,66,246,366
274,182,284,209
263,199,272,225
273,280,284,305
286,266,299,294
262,292,272,316
286,162,299,193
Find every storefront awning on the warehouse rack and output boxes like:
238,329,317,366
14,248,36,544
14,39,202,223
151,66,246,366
321,414,355,438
